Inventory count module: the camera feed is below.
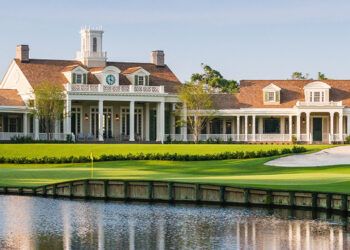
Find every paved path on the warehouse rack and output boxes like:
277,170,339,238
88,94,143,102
265,146,350,167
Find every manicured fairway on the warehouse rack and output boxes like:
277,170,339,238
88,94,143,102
1,155,350,193
0,144,330,158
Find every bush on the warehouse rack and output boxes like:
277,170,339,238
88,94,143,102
0,146,307,164
345,136,350,144
10,135,34,143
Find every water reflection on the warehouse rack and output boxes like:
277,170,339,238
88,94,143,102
0,195,348,249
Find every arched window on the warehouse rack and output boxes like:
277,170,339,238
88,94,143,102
93,37,97,52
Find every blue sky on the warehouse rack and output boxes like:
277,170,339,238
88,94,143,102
1,0,350,82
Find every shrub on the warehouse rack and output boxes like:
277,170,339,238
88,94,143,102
345,136,350,144
0,146,307,164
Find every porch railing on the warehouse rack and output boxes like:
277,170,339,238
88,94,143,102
66,84,165,94
0,132,71,141
165,134,292,142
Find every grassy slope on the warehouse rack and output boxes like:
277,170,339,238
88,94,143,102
0,144,347,193
0,144,330,158
1,152,350,193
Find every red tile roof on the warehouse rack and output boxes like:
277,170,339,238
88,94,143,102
14,59,182,93
0,89,25,106
238,80,350,108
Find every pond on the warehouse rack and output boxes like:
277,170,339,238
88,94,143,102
0,195,348,249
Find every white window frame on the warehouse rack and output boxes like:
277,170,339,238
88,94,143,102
313,91,321,102
76,74,82,84
138,76,144,86
267,91,275,102
71,106,83,136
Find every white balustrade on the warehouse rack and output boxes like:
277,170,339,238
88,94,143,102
66,84,164,94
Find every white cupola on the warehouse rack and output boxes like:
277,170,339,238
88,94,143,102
76,27,107,68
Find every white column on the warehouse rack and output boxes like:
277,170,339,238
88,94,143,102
252,115,256,141
34,117,39,140
280,117,285,134
145,103,150,141
289,115,293,141
157,101,165,143
23,113,28,136
237,116,240,141
231,119,235,135
258,117,263,134
222,118,226,134
306,112,310,143
54,120,60,134
339,113,343,142
65,98,72,135
129,101,135,142
170,103,176,138
347,115,350,135
296,113,301,141
98,100,104,141
181,104,187,141
244,115,248,142
330,112,334,143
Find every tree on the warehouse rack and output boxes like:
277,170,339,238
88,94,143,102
191,64,238,93
318,72,328,80
291,72,310,80
177,82,214,143
29,81,65,140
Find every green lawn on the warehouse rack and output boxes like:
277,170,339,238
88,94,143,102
0,144,330,158
1,143,348,194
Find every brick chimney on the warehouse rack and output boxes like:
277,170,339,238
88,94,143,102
151,50,165,66
16,45,30,62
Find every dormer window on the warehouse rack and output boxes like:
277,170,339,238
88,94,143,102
72,73,87,84
263,83,281,105
267,92,275,102
304,81,330,103
135,75,149,86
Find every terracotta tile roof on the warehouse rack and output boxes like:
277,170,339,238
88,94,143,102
15,59,182,93
0,89,25,106
122,66,142,74
238,80,350,108
210,93,240,109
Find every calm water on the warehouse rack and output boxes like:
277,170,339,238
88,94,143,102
0,195,348,249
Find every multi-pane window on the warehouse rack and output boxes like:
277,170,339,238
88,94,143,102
72,73,87,84
314,92,320,102
71,107,82,136
134,75,149,85
268,92,275,102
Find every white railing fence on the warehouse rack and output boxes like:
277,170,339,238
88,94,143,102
66,84,164,94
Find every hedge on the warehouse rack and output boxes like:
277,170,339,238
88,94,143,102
0,146,307,164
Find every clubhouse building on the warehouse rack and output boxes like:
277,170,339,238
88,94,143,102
1,28,350,144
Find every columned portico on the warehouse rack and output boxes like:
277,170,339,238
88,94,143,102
306,112,310,143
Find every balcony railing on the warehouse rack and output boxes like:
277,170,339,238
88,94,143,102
296,101,343,107
66,84,165,94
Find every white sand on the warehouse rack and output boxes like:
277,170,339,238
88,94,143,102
265,146,350,167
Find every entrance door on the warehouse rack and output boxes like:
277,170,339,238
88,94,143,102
312,118,322,141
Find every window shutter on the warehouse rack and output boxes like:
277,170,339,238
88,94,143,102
264,92,268,102
276,91,280,102
72,73,76,84
145,75,149,85
83,74,87,84
134,75,138,85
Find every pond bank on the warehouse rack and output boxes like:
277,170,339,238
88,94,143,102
1,179,349,215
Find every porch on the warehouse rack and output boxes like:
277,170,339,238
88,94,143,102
166,112,349,144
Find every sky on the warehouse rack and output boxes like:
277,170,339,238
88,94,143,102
1,0,350,82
